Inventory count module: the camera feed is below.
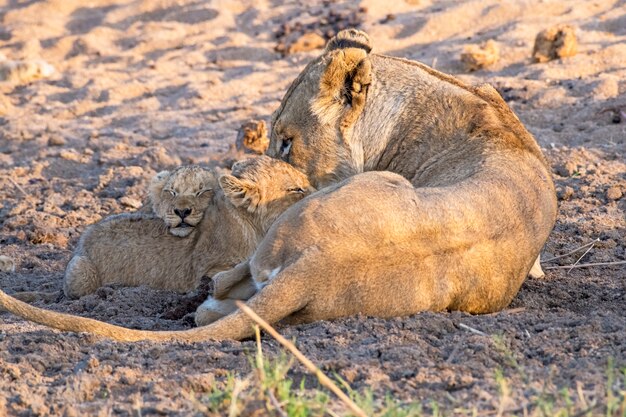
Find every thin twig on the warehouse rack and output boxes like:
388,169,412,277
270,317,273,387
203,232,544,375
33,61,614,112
567,240,597,275
267,390,288,417
544,260,626,270
2,175,28,197
236,301,368,417
570,402,602,417
486,307,526,317
458,322,488,336
541,239,599,263
445,341,462,364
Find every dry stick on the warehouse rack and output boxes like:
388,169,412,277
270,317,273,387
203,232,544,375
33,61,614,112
236,301,368,417
544,260,626,270
567,240,597,275
541,239,599,263
458,322,488,337
2,175,28,197
267,391,288,417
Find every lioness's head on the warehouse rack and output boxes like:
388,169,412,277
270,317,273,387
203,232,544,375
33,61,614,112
150,166,218,237
218,156,315,231
268,29,373,188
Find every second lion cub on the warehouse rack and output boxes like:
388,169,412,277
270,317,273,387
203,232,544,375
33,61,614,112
62,156,314,307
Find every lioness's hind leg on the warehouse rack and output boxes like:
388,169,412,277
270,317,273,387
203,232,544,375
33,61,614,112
193,259,313,339
63,256,100,299
528,255,545,279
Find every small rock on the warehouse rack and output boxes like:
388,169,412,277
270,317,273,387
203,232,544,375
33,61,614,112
555,161,577,177
0,92,13,115
59,149,81,162
119,196,143,209
47,135,66,146
287,32,326,54
0,58,55,83
0,255,16,273
2,362,21,380
606,186,622,201
557,186,574,201
27,229,68,247
533,25,577,63
461,40,499,71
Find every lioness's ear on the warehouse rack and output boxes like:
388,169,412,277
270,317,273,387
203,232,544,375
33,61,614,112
325,29,372,53
219,174,260,212
313,29,372,130
149,171,170,205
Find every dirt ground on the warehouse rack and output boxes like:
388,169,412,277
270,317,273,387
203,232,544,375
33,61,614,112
0,0,625,415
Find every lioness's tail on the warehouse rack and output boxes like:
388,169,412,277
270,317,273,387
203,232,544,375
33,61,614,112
0,276,305,342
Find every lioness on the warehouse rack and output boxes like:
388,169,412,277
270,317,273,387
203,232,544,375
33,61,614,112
0,30,556,342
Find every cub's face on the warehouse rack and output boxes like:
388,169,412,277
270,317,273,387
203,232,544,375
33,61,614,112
219,156,316,225
150,166,218,237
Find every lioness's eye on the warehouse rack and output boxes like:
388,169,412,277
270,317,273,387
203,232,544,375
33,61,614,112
287,187,305,194
168,189,177,197
280,138,293,160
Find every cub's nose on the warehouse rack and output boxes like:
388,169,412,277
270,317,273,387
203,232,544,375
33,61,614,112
174,208,192,219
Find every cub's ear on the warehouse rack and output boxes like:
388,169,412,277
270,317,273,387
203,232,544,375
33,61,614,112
313,30,372,130
149,170,170,205
325,29,372,53
219,174,260,212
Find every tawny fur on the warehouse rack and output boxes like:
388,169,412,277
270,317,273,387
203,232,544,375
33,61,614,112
0,30,556,342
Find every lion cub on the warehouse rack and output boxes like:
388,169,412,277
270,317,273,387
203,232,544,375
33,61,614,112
63,156,314,300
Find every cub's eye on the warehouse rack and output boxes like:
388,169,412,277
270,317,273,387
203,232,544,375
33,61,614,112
280,138,293,160
287,187,305,194
195,189,211,197
168,189,177,197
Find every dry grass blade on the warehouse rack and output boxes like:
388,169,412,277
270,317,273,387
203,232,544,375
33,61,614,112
541,239,599,263
255,325,265,386
228,376,251,417
235,301,368,417
255,325,287,417
544,260,626,270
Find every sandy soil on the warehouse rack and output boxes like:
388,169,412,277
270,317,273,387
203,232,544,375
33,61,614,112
0,0,625,415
